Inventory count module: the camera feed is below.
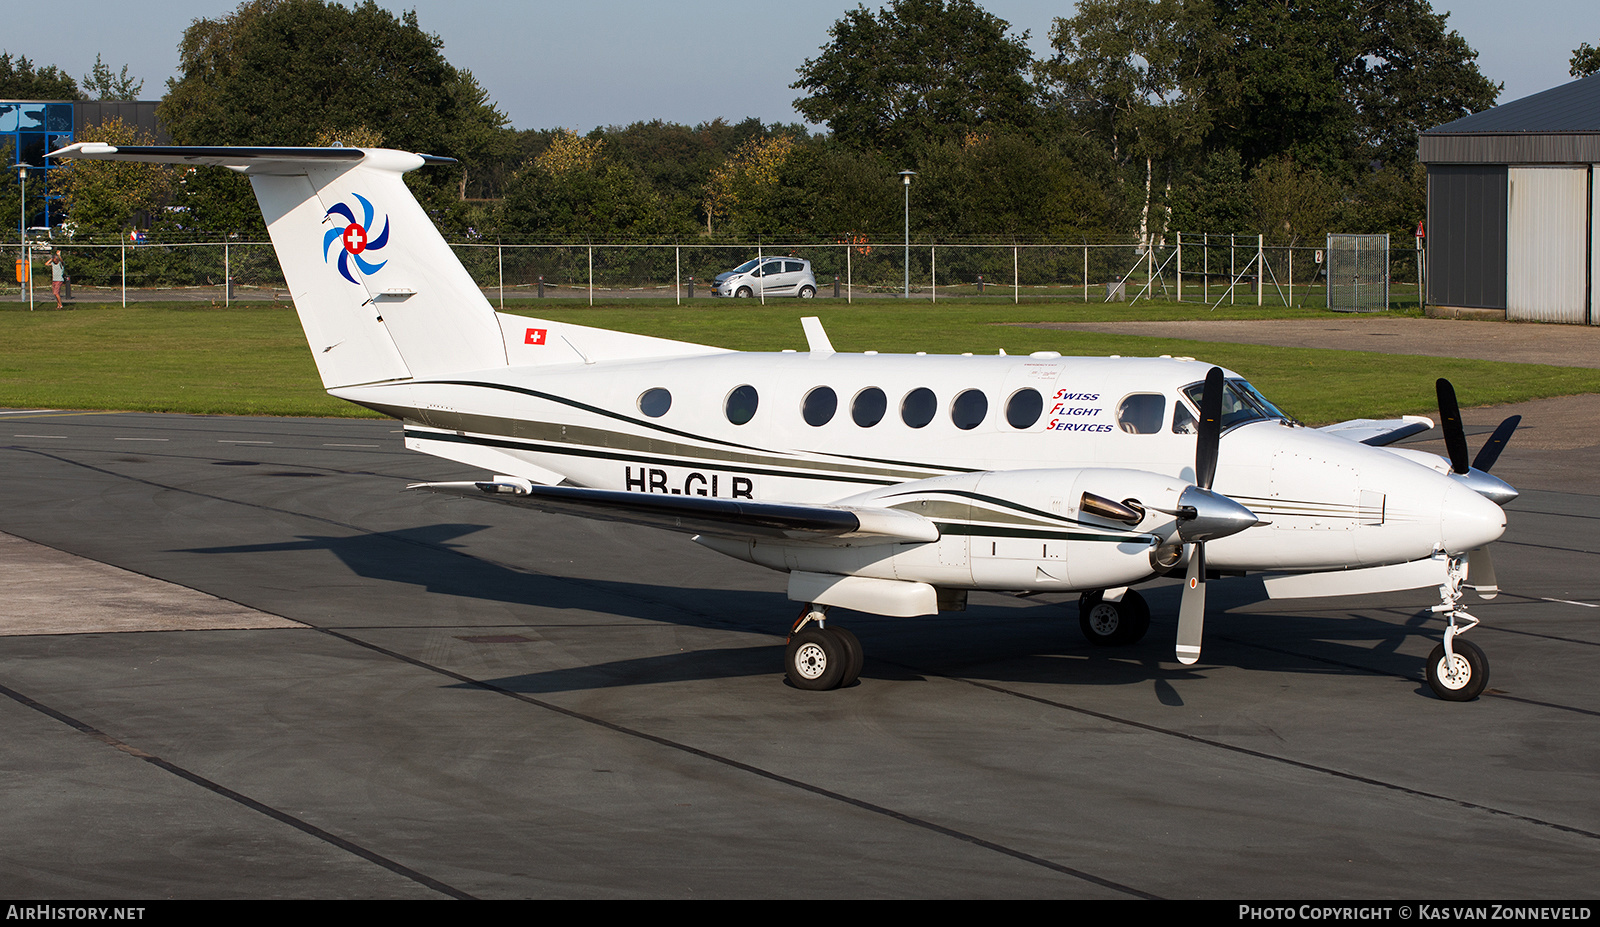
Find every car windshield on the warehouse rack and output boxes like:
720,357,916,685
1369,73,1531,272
1181,377,1292,430
730,259,760,274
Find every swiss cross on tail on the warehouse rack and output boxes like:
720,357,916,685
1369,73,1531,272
322,192,391,284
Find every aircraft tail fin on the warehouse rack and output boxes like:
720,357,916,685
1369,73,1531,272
50,144,507,389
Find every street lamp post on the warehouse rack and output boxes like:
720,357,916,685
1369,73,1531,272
16,163,29,309
899,170,915,299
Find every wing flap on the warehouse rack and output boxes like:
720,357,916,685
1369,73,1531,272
408,480,939,543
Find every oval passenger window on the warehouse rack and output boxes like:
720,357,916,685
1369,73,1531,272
803,386,837,426
1006,388,1043,428
951,389,988,430
725,385,759,425
901,388,937,428
852,387,886,427
638,388,671,418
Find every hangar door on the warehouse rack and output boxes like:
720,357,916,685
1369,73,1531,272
1507,166,1590,323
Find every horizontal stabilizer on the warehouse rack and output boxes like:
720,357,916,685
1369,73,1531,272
408,480,940,543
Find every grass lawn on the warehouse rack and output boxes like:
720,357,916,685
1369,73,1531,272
4,298,1596,425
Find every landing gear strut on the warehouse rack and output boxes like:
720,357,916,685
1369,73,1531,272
1426,555,1489,701
1078,589,1151,646
785,605,863,690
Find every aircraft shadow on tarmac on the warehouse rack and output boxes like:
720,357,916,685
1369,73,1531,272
179,522,1442,700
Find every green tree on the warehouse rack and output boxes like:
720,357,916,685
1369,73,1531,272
1204,0,1364,178
158,0,510,232
0,52,83,99
1352,0,1499,170
494,131,682,242
1248,156,1337,246
82,54,144,100
1168,148,1252,233
792,0,1039,155
1572,42,1600,78
1042,0,1220,245
51,117,173,233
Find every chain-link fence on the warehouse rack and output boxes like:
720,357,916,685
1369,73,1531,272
3,234,1425,308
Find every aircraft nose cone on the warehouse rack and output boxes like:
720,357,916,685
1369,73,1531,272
1440,479,1506,553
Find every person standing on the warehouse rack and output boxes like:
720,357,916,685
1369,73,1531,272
47,250,66,309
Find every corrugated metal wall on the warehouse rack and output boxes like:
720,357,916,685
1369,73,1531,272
1507,166,1590,323
1427,165,1507,310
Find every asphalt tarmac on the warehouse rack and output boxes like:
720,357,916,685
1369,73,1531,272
1,397,1597,899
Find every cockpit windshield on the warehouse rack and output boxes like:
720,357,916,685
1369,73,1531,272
1180,377,1292,430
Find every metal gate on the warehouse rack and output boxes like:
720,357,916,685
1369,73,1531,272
1327,234,1389,312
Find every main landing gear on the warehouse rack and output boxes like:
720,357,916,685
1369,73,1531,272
1077,589,1151,646
1426,555,1489,701
785,605,863,690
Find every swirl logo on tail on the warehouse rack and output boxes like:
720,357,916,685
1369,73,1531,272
323,193,390,284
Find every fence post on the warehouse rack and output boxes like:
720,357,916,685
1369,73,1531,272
931,245,936,303
847,245,852,305
1013,245,1019,305
1257,234,1264,307
587,245,593,307
1177,232,1182,303
120,238,126,307
498,244,504,308
224,240,231,307
1082,244,1088,303
675,245,681,305
1288,246,1293,308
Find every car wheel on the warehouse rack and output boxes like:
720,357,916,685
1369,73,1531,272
735,287,752,298
798,285,815,299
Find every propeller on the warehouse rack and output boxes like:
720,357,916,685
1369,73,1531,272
1172,367,1260,665
1435,378,1520,598
1435,379,1520,477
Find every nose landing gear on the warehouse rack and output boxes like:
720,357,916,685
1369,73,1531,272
1426,555,1488,701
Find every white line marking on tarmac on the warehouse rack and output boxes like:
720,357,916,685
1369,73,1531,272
324,443,379,448
14,434,66,438
1539,597,1600,608
115,437,168,441
218,440,273,444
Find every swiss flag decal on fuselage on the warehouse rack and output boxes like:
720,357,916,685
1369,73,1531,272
525,328,547,345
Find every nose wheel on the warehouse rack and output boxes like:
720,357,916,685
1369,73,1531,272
785,607,863,690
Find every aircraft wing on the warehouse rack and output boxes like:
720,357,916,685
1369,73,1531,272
408,480,940,543
1317,416,1434,447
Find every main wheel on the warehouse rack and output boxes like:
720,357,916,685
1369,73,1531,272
735,286,752,298
798,285,816,299
1426,639,1488,701
1078,589,1151,646
786,626,846,690
830,626,863,687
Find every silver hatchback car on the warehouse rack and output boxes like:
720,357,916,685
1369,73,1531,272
713,256,817,298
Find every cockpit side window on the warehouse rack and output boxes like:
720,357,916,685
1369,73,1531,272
1180,377,1290,430
1172,401,1197,434
1116,393,1166,434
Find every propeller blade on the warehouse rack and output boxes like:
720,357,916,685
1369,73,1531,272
1467,546,1499,599
1436,379,1470,474
1471,415,1521,473
1196,367,1224,490
1175,543,1206,665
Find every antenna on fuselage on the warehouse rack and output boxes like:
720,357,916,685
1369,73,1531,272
801,317,835,355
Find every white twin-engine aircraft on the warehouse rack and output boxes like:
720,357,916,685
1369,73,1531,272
55,143,1521,701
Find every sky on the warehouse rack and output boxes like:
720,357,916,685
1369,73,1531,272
10,0,1597,133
